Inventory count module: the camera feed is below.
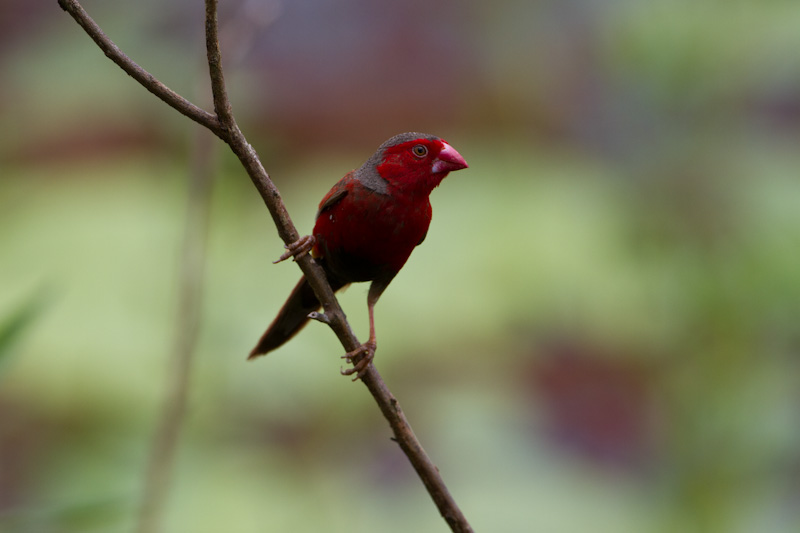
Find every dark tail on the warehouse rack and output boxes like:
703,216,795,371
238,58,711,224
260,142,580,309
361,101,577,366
249,274,345,358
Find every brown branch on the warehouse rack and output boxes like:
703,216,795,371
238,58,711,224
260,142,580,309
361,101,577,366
58,0,223,137
203,0,234,128
59,1,473,531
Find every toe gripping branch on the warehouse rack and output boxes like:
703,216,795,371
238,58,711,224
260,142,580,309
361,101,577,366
274,234,374,382
274,235,315,264
341,340,376,381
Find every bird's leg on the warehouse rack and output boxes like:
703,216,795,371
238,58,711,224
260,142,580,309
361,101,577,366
273,235,315,264
342,280,389,381
341,300,376,381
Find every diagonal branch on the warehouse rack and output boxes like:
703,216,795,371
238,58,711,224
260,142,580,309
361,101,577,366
59,1,474,531
58,0,223,137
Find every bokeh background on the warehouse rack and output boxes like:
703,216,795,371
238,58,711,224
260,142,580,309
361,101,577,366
2,0,800,531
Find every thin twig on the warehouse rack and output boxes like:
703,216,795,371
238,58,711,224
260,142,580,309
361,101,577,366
137,128,216,533
58,0,223,137
59,1,474,531
203,0,234,128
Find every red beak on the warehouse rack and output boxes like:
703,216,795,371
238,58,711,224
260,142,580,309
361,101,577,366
432,142,468,174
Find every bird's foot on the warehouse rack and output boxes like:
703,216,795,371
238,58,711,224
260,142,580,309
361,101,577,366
341,340,376,381
273,235,315,264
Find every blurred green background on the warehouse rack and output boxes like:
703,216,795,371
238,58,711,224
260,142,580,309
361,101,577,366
2,0,800,532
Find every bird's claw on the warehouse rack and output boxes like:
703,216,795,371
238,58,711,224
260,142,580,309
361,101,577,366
341,340,376,381
273,235,315,264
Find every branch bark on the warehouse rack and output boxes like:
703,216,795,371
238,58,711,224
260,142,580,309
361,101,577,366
57,0,223,136
58,1,474,531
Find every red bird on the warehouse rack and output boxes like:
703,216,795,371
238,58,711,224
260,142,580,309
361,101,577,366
249,132,468,377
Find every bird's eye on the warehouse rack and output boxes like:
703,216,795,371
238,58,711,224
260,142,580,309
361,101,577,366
412,145,428,158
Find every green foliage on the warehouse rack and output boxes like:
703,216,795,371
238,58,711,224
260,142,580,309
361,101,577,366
0,292,46,376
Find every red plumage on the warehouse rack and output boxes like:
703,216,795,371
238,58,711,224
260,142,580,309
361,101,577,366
249,132,468,376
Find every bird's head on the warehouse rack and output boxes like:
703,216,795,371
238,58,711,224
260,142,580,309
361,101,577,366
362,132,468,197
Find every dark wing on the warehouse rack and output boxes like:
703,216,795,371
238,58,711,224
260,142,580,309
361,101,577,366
315,178,350,219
